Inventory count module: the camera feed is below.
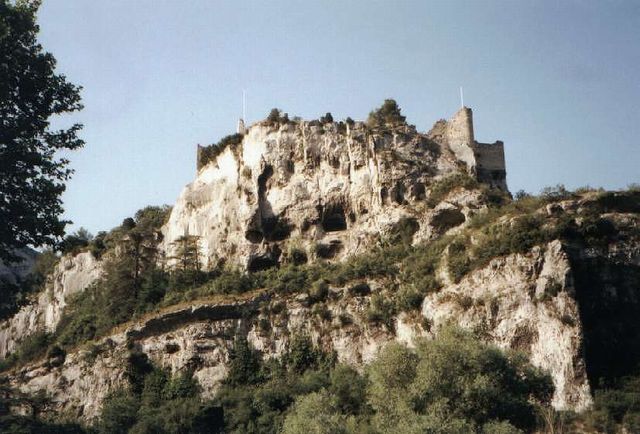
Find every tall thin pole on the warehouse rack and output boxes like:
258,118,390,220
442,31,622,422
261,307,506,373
242,90,246,121
459,86,464,108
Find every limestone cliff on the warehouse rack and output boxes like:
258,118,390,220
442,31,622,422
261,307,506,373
2,107,639,429
161,109,502,272
6,236,613,420
0,252,102,358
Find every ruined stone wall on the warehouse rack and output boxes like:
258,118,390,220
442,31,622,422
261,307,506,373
427,107,508,191
474,141,507,191
443,107,476,168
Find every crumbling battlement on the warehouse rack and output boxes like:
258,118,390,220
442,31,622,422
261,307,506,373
429,107,508,191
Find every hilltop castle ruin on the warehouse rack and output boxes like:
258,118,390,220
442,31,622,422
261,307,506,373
427,107,507,191
196,106,508,192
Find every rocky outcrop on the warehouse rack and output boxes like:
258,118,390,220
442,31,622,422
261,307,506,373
0,252,102,357
161,118,478,272
423,240,591,410
4,107,639,427
7,239,613,420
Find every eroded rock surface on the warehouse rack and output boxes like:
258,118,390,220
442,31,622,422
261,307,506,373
161,119,474,272
8,239,621,420
0,252,102,357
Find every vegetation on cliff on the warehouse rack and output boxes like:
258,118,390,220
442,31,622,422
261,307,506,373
0,327,553,433
2,145,640,433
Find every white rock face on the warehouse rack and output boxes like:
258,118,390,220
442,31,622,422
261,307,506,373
0,252,102,357
162,121,464,272
7,242,595,421
422,240,592,411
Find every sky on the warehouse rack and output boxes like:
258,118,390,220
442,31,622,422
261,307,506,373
36,0,640,235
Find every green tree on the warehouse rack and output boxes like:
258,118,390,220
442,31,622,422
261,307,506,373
0,0,84,262
171,234,201,273
366,99,406,128
170,234,205,289
281,391,350,434
97,389,140,434
226,336,263,386
61,227,93,254
367,327,553,432
267,108,282,124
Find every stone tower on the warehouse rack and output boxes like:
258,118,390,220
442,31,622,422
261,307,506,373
430,107,508,191
236,118,246,135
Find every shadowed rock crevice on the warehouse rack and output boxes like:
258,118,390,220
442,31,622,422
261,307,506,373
245,165,293,243
315,240,343,259
247,246,281,272
431,207,466,233
321,202,348,232
126,295,267,341
569,250,640,388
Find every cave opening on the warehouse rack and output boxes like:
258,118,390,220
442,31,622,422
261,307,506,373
321,203,347,232
247,255,278,272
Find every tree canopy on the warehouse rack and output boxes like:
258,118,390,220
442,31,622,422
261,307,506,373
0,0,84,261
366,99,406,128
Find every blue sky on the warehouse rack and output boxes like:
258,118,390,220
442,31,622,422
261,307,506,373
37,1,640,234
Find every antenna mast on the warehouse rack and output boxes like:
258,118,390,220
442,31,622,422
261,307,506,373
242,89,246,121
459,86,464,108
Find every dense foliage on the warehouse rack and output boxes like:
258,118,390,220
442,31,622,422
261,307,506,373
217,327,553,434
367,99,406,128
1,329,554,433
0,0,84,261
96,352,222,434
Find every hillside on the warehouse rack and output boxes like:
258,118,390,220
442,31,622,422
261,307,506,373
1,104,640,433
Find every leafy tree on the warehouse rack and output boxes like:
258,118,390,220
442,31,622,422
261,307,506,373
97,357,221,434
0,0,84,262
171,235,201,273
281,391,350,434
226,336,263,386
61,227,93,254
267,108,282,124
366,99,406,128
320,112,333,124
170,234,207,289
97,389,140,434
367,326,553,432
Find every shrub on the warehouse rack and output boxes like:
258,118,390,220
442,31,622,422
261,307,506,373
447,237,471,283
540,184,572,202
368,327,553,432
307,279,329,303
97,389,140,434
312,303,332,322
395,286,423,312
198,133,244,168
455,294,474,311
387,217,419,246
319,112,333,124
347,282,371,297
60,227,93,255
337,313,353,326
366,292,397,331
366,99,406,128
15,331,52,365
